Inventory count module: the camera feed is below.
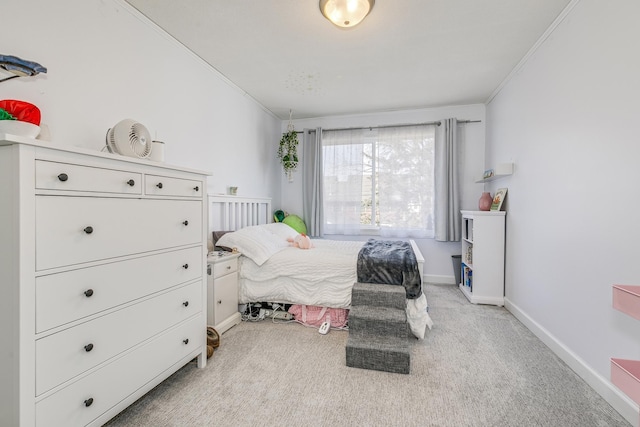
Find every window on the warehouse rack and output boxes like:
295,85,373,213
322,125,435,238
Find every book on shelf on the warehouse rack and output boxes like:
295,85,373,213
463,266,473,291
464,218,474,241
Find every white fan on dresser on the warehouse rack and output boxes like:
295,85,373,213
105,118,153,159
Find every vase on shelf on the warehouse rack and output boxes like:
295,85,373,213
478,192,492,211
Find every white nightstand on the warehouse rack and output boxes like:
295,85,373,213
207,252,242,333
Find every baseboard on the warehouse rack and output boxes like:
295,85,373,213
504,297,639,427
424,274,456,285
214,312,242,335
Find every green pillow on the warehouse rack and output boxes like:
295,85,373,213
282,215,307,235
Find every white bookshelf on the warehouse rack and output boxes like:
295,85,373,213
459,210,506,306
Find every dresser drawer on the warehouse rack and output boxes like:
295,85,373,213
36,197,202,270
145,174,203,198
35,315,202,427
212,257,238,279
36,281,202,395
36,247,203,333
35,160,142,195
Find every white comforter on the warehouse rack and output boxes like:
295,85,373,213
237,239,433,339
238,239,364,308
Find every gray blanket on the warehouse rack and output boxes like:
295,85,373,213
356,239,422,299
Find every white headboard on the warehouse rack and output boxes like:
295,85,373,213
208,195,272,233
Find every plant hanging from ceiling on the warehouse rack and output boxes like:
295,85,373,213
278,110,299,182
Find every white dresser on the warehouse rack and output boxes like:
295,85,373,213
0,135,210,426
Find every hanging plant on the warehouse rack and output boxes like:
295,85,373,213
278,110,299,182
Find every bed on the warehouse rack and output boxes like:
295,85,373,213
208,195,433,339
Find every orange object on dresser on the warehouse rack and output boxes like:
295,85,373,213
0,99,41,125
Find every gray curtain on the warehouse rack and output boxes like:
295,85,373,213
434,118,461,242
302,128,324,237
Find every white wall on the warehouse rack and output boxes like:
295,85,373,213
281,104,486,282
2,0,281,204
485,0,640,423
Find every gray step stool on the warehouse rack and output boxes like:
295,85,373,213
346,282,410,374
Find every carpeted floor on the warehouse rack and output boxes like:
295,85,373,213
105,284,630,427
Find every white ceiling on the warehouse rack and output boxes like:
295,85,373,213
125,0,572,120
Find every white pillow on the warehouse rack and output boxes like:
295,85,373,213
261,222,298,241
216,225,288,266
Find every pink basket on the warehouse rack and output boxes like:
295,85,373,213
288,304,349,328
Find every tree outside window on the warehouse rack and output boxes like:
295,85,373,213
322,125,435,238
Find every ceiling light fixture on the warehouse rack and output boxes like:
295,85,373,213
319,0,375,29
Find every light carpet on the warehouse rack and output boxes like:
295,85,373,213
105,284,630,427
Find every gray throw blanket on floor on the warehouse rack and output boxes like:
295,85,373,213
356,239,422,299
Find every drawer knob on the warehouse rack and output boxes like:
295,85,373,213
126,179,135,187
84,343,94,352
226,265,231,270
193,186,199,192
156,182,163,189
57,173,68,182
183,339,189,345
182,264,189,269
83,226,94,234
84,397,94,407
84,289,94,297
183,301,189,307
182,220,189,226
217,300,222,304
